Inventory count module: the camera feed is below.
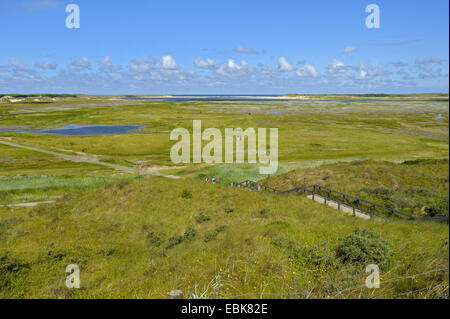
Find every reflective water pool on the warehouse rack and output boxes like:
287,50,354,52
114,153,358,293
0,124,144,136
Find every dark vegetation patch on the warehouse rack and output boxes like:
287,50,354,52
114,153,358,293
336,228,391,269
271,236,339,270
195,212,211,223
203,226,228,242
259,208,270,217
0,252,30,289
181,189,192,199
165,227,198,249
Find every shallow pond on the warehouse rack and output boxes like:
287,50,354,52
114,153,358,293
0,124,144,136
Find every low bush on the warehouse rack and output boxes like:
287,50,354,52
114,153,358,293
146,231,163,247
181,189,192,199
336,228,391,268
195,212,211,223
259,208,270,217
424,196,449,217
165,235,184,249
0,252,29,289
203,226,228,242
183,227,197,241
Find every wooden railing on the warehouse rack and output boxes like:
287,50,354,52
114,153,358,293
231,180,449,223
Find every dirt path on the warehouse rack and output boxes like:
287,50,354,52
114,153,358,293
0,139,181,179
1,201,56,207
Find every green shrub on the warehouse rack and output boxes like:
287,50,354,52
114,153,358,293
270,236,296,250
0,217,23,231
183,227,197,241
441,237,449,250
195,212,211,223
225,208,234,214
361,187,393,200
289,245,340,269
259,208,270,217
146,231,162,247
0,252,29,289
424,196,449,217
271,236,339,269
0,252,26,273
165,235,184,249
165,227,197,249
336,228,391,268
181,189,192,199
203,226,228,242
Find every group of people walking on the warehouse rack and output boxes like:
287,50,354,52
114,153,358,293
205,176,218,184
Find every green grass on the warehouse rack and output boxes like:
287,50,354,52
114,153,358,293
1,97,448,168
0,175,140,204
0,176,447,299
0,96,448,299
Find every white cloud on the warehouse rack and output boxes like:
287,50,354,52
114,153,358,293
0,65,10,73
415,56,448,79
344,46,357,57
1,53,447,94
35,61,58,70
161,55,178,69
234,46,259,55
129,57,153,73
9,57,30,71
296,63,320,78
414,57,444,73
357,69,367,79
100,56,122,72
21,0,60,11
415,57,443,65
392,61,407,68
214,59,255,79
331,59,344,69
278,56,294,72
69,57,91,71
326,59,346,77
194,57,216,69
227,59,241,70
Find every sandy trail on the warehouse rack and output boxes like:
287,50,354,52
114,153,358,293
0,139,181,179
1,201,56,207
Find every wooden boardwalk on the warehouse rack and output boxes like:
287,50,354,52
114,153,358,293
232,180,448,223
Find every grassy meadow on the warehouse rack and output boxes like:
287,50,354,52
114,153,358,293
0,94,448,298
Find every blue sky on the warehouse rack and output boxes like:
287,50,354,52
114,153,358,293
0,0,448,94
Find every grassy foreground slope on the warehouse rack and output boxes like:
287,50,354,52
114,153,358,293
1,175,448,299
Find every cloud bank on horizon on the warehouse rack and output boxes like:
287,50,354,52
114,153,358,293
0,0,448,94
